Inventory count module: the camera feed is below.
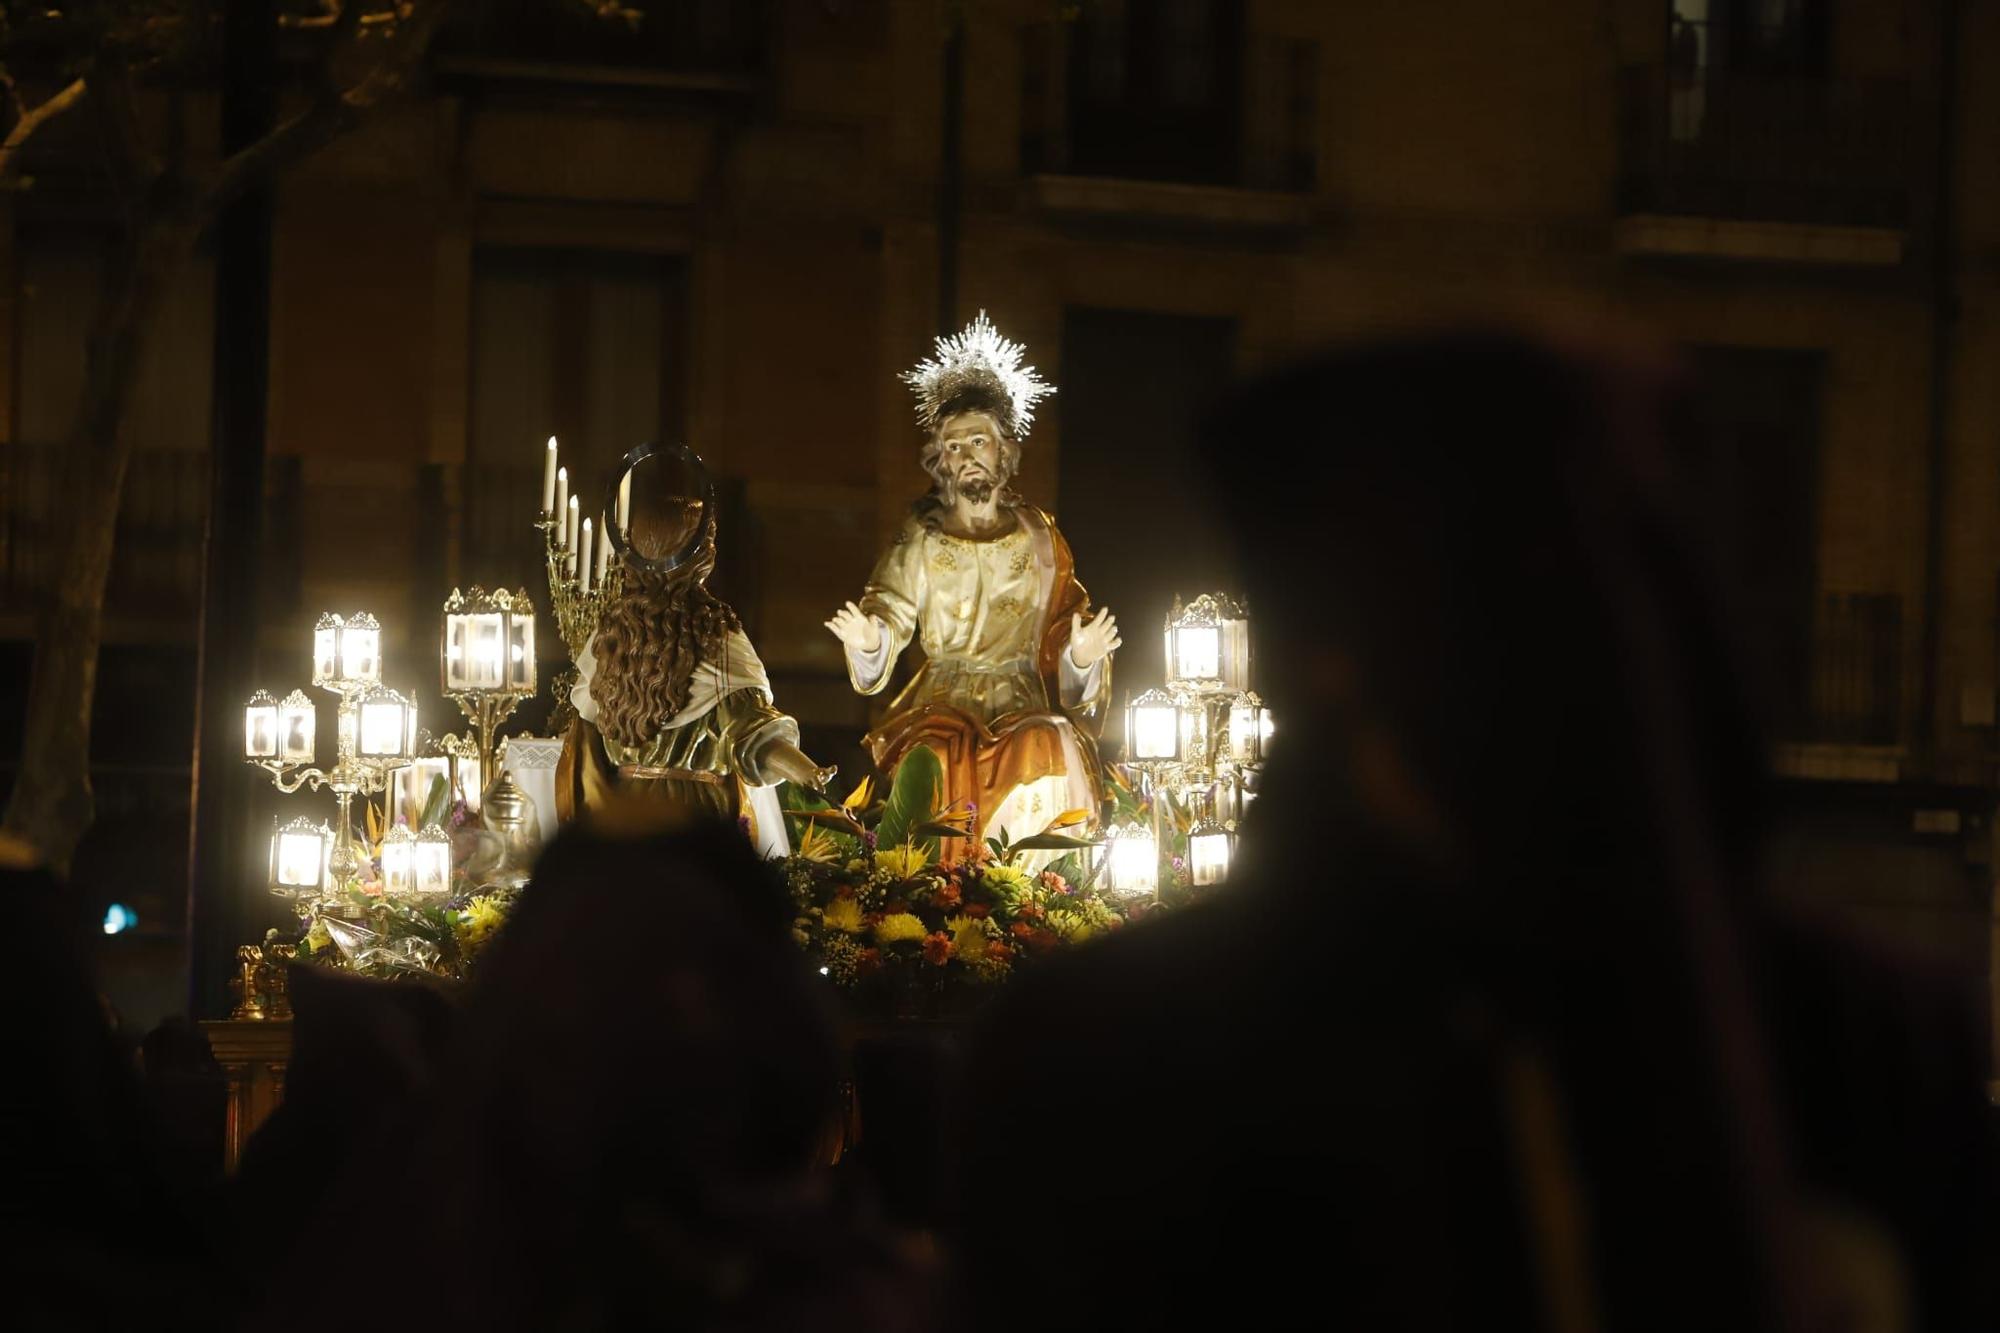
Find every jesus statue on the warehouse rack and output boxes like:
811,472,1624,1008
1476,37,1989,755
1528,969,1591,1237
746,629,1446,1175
826,311,1121,846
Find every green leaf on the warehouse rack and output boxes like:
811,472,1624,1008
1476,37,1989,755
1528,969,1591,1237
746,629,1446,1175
778,781,867,860
874,745,943,857
418,774,449,830
1006,832,1101,852
912,820,976,840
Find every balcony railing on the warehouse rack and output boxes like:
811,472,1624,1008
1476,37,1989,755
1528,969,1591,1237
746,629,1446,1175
1799,592,1902,747
1021,25,1316,193
1617,66,1912,228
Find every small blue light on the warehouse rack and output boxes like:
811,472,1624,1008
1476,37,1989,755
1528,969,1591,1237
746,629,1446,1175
102,903,137,936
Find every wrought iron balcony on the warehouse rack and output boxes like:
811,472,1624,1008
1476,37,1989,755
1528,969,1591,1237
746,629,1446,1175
1617,65,1912,229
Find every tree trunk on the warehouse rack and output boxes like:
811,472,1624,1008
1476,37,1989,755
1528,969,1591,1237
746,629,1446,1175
2,215,199,868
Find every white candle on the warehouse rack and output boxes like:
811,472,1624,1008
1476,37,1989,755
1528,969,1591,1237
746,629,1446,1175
579,518,593,593
541,437,558,513
567,496,581,572
617,471,632,533
596,512,612,583
555,467,568,542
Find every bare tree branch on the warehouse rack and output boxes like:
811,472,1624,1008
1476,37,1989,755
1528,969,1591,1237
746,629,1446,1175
341,0,451,108
0,74,86,180
204,0,449,214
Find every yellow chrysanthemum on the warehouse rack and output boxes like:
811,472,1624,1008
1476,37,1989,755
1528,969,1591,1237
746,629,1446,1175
304,918,332,955
873,912,928,944
982,864,1034,898
456,895,507,954
945,913,989,960
823,896,866,934
876,842,932,879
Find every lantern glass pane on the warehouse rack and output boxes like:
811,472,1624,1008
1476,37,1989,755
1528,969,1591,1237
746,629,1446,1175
1131,703,1180,761
381,830,416,897
1173,625,1221,682
1220,617,1251,692
442,616,466,692
507,614,536,692
280,701,315,762
245,703,278,758
358,700,407,756
447,612,507,691
275,830,325,890
1230,701,1265,764
1107,828,1158,895
313,627,340,682
1180,702,1203,761
1190,829,1232,886
341,625,381,683
455,754,485,812
415,830,451,897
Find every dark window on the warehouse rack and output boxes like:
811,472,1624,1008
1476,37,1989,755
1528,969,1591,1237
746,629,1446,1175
1684,347,1858,740
1633,0,1900,228
1066,1,1246,186
464,248,694,732
465,247,690,598
1056,308,1237,695
1672,0,1830,83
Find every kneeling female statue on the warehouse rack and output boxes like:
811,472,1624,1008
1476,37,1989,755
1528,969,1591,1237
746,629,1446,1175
558,443,832,854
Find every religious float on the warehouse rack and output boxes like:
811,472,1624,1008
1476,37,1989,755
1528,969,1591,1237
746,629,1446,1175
210,314,1274,1159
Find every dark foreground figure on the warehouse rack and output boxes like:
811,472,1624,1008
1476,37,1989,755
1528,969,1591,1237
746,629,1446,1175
957,331,1997,1332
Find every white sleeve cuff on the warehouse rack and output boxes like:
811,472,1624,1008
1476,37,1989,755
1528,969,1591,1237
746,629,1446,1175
1059,643,1105,708
847,620,894,692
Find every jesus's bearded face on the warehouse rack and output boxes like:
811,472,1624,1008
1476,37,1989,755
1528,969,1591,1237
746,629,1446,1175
925,410,1017,504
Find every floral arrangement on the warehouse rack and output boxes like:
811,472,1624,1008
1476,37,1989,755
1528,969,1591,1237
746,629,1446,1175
288,776,519,982
280,756,1182,1006
776,748,1157,1016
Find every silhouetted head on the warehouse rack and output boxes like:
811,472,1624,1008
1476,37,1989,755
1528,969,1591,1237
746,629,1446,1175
1203,328,1769,878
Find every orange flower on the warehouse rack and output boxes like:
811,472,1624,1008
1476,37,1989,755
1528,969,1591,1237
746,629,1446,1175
922,932,955,966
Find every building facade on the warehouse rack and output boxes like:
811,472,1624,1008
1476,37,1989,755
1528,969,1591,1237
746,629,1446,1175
0,0,1991,1050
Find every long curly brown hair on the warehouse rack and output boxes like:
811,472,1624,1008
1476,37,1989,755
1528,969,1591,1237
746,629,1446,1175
589,530,743,749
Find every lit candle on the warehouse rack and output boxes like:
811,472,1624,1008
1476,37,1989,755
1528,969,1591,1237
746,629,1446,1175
596,511,611,583
617,470,632,533
541,436,558,513
579,518,593,593
567,495,581,576
555,467,569,543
